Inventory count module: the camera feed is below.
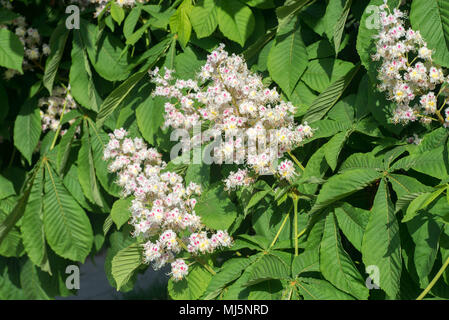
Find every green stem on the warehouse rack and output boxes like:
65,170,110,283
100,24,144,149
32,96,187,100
288,151,305,171
292,195,299,256
416,255,449,300
269,207,291,249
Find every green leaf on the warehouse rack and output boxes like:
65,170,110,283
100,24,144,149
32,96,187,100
245,254,290,286
303,64,360,123
0,216,24,258
136,96,165,145
20,259,50,300
407,212,443,286
0,175,15,200
43,161,93,262
323,131,348,171
276,0,312,28
96,71,146,128
203,255,261,299
339,152,383,171
80,20,131,81
189,0,218,38
43,21,70,94
391,147,449,179
105,229,136,291
410,0,449,68
111,198,131,230
302,59,354,93
312,168,382,213
333,0,352,54
13,98,41,165
362,179,401,299
169,0,193,47
195,184,237,230
296,277,355,300
110,2,125,25
292,250,319,277
320,212,369,299
267,16,308,95
69,30,102,112
111,242,142,291
217,0,255,47
168,264,212,300
124,6,141,39
87,122,122,197
402,188,445,223
0,28,23,72
77,120,103,207
334,203,369,252
20,166,50,272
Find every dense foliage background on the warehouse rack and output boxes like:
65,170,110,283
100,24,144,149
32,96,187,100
0,0,449,300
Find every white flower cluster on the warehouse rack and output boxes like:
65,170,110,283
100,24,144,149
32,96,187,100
406,133,422,145
0,3,50,79
38,86,78,136
71,0,148,17
104,128,233,281
372,1,449,126
149,44,313,187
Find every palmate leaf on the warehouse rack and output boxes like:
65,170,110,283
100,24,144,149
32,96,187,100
111,242,142,291
123,6,141,40
13,98,42,165
245,254,290,286
79,19,131,82
105,229,136,291
267,15,308,96
189,0,218,38
362,179,401,299
43,161,93,263
87,119,121,197
303,64,360,123
311,167,382,213
292,250,319,277
333,0,352,54
169,0,193,47
20,259,50,300
0,28,23,72
410,0,449,68
407,212,443,287
194,184,237,230
323,131,348,171
96,36,171,127
203,254,261,300
296,277,354,300
77,120,103,207
334,203,369,252
391,146,449,180
0,175,15,200
320,212,369,299
0,164,42,246
43,21,70,94
69,30,102,112
20,165,50,273
110,198,131,230
216,0,255,47
302,59,354,93
135,96,165,146
0,258,25,300
168,264,212,300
